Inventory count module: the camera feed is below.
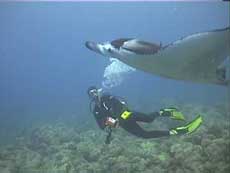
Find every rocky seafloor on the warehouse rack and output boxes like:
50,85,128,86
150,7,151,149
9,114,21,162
0,104,229,173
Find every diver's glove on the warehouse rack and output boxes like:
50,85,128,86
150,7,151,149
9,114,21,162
160,107,185,121
169,115,203,135
105,117,119,128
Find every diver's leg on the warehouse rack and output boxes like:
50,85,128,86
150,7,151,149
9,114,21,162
131,111,160,122
121,121,169,139
160,108,185,121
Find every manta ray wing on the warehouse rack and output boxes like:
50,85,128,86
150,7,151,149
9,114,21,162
120,27,230,86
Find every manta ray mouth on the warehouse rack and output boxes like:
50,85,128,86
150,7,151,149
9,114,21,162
85,41,101,54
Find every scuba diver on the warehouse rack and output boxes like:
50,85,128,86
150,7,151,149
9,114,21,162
87,86,202,144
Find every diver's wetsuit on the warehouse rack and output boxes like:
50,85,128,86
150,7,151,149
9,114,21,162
92,94,170,139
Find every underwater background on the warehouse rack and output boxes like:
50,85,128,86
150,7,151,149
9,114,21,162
0,1,229,173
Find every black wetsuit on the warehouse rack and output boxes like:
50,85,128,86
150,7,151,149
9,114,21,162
92,94,170,139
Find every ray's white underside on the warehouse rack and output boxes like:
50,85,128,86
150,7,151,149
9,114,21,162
116,28,230,86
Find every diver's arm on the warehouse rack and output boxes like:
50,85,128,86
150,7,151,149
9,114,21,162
93,107,107,130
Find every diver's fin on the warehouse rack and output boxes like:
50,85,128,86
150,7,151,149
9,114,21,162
160,107,185,121
170,115,203,135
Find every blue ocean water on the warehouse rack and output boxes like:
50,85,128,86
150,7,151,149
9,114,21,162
0,2,229,144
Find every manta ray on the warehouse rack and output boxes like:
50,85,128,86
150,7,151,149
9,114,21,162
85,27,230,86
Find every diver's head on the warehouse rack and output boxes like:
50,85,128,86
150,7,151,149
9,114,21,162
87,86,102,101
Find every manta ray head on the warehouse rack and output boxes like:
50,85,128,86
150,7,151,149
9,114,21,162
86,38,162,58
85,41,116,57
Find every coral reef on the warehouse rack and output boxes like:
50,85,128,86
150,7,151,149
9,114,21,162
0,104,229,173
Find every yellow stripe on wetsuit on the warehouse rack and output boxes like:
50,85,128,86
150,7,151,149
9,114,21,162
120,111,132,120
